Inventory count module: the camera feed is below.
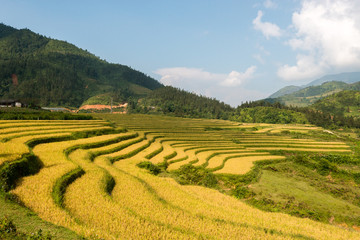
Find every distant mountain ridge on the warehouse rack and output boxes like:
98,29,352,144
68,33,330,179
268,85,302,98
267,72,360,107
269,72,360,99
0,23,163,107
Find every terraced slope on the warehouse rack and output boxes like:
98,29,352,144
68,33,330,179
0,115,358,239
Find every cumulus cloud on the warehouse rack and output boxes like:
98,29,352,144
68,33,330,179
278,0,360,81
154,66,258,106
278,54,324,81
253,10,282,39
154,66,256,88
221,66,257,86
154,67,221,86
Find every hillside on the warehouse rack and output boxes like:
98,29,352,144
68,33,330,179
269,72,360,99
0,24,163,107
269,81,360,107
135,86,234,119
312,90,360,118
268,85,302,98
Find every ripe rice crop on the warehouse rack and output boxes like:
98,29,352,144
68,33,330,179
206,152,271,170
10,133,133,228
147,141,176,164
0,132,74,166
0,125,112,141
193,149,249,167
112,150,359,240
214,155,286,174
248,147,351,152
4,115,359,239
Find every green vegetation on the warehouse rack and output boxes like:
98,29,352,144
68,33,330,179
234,153,360,226
312,90,360,117
0,108,93,120
0,23,162,107
0,215,52,240
0,195,82,240
232,106,308,124
131,86,234,119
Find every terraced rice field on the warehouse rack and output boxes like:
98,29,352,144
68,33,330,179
1,114,357,239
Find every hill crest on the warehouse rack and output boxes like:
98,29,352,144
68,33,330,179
0,23,163,107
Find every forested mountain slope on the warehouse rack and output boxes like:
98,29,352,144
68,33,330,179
312,90,360,118
0,24,162,107
269,72,360,99
269,81,360,107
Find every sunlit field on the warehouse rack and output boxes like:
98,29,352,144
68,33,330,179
1,114,358,239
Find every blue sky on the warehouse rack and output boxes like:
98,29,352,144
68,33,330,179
2,0,360,106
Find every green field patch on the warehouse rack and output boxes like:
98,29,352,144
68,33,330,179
250,170,360,225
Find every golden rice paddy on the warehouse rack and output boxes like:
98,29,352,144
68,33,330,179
1,115,358,239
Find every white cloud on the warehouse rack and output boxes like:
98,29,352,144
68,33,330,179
278,0,360,81
221,66,257,86
264,0,277,9
154,66,256,87
278,54,324,81
154,67,221,86
253,10,282,39
154,67,258,106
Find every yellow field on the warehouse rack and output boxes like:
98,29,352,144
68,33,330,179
1,116,358,239
215,155,286,174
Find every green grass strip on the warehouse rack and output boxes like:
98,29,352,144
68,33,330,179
168,156,189,164
112,140,151,162
64,132,137,158
164,151,177,160
145,146,164,159
0,153,42,192
52,167,85,208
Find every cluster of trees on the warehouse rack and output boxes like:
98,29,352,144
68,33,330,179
232,106,308,124
134,86,360,129
129,86,234,119
240,99,360,129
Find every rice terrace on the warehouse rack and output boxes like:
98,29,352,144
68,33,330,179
1,113,360,239
3,4,360,238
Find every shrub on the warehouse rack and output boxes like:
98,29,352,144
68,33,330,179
175,165,218,187
317,159,338,176
137,161,161,175
233,186,254,199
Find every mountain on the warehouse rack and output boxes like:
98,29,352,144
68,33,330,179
0,23,163,107
304,72,360,87
269,72,360,99
268,85,302,98
269,81,360,107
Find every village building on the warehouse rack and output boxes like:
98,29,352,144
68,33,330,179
0,99,23,108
